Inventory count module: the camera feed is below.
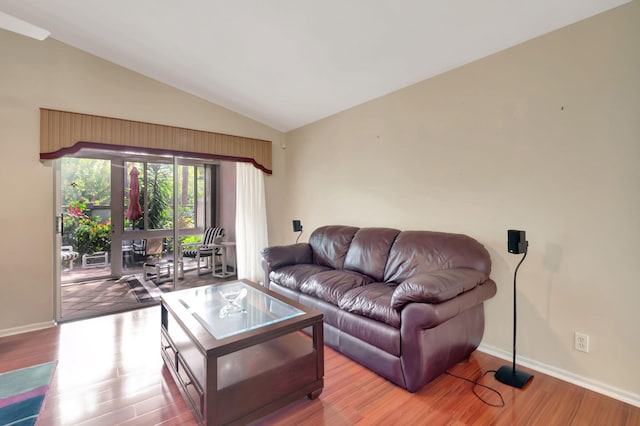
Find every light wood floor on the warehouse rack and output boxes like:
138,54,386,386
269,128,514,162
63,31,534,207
1,307,638,425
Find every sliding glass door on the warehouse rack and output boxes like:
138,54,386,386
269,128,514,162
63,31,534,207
119,160,210,276
120,160,175,278
56,150,219,322
60,157,113,283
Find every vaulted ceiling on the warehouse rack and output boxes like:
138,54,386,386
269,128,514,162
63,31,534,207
0,1,630,131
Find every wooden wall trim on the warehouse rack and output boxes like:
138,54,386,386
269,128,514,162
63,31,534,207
40,108,273,174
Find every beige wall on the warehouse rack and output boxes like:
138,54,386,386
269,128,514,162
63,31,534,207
0,29,285,330
286,2,640,396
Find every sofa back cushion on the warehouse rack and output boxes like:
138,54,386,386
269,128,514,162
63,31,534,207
343,227,400,281
309,225,359,270
383,231,491,284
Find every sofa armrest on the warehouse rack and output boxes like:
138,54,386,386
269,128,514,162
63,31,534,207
261,243,313,270
401,278,497,329
391,268,488,309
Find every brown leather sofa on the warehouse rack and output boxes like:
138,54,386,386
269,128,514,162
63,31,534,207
261,225,497,392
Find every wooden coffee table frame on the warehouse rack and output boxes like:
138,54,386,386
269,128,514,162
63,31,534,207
160,280,324,425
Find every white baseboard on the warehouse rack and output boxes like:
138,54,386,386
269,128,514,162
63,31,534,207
478,343,640,408
0,320,56,338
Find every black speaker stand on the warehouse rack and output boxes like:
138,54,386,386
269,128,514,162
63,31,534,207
495,365,533,388
495,243,534,389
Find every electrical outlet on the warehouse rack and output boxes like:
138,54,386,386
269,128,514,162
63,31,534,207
575,332,589,353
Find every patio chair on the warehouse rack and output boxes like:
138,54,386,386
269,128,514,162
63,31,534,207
61,245,79,270
180,227,225,275
122,240,134,266
133,237,164,261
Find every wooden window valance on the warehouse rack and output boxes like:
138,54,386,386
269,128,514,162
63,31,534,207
40,108,272,174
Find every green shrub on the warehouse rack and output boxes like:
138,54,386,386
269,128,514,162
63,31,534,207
63,202,111,256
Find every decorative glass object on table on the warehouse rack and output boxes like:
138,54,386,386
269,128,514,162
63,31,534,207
219,287,248,317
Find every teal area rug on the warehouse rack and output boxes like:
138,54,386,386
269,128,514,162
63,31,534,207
0,361,57,426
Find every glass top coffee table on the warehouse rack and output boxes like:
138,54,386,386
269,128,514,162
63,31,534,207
177,280,306,339
160,280,324,425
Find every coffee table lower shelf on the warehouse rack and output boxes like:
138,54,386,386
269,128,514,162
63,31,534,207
161,329,323,425
160,281,324,425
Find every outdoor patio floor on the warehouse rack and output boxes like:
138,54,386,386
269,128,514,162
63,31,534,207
60,257,237,321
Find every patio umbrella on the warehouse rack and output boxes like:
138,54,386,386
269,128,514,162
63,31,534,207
126,166,143,221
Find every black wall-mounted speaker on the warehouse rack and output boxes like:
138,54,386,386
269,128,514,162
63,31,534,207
508,229,528,254
292,220,303,232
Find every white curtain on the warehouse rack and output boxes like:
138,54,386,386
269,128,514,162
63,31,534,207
235,162,269,284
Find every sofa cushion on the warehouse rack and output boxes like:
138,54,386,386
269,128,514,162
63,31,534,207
390,268,488,309
300,270,374,305
309,225,359,270
339,283,400,328
343,227,400,282
269,264,331,291
384,231,491,284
